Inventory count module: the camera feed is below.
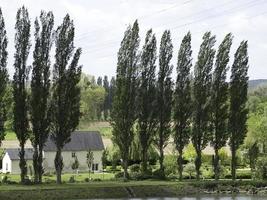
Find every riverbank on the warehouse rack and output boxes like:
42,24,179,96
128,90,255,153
0,180,267,200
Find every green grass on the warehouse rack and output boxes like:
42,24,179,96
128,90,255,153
4,130,16,140
4,172,115,183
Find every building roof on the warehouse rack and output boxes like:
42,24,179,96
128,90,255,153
6,148,34,160
44,131,105,151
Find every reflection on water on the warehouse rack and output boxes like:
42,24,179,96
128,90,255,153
90,196,267,200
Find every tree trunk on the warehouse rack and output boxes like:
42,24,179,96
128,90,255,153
33,145,39,183
19,143,27,184
141,147,148,174
231,146,236,181
122,158,129,181
214,148,220,181
177,148,183,181
38,144,44,183
159,145,165,178
55,148,63,184
195,151,202,180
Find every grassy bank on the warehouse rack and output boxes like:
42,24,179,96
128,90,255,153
0,180,267,200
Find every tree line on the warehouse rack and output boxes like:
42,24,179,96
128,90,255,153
111,20,249,181
0,7,82,184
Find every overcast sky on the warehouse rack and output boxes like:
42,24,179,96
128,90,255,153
1,0,267,80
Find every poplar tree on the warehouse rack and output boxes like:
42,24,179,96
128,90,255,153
50,14,82,184
109,76,115,109
97,76,102,86
0,7,8,145
192,32,216,180
211,33,233,180
111,20,140,180
137,29,157,174
30,11,54,183
155,30,173,177
173,32,192,181
103,75,109,120
229,41,249,180
13,7,31,183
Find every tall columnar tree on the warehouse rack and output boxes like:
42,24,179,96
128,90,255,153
50,14,82,184
173,32,192,181
30,11,54,183
155,30,173,177
109,76,115,109
0,8,8,145
111,20,140,180
97,76,102,86
137,29,157,174
103,75,109,120
211,33,233,180
13,6,31,183
229,41,249,181
192,32,216,180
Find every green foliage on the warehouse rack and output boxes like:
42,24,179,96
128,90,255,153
50,14,82,184
155,30,173,176
13,6,31,184
184,162,196,179
30,10,54,183
211,33,232,180
111,20,140,179
173,32,192,180
0,7,8,145
192,32,216,180
183,143,197,162
163,155,177,176
129,164,140,173
229,40,249,180
79,73,106,122
137,29,157,173
86,149,94,178
256,156,267,180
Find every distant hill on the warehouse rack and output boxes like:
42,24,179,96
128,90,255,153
248,79,267,91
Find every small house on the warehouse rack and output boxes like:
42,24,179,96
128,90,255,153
2,148,34,174
43,131,105,173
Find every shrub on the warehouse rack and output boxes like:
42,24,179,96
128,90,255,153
129,164,140,173
152,169,165,179
184,162,195,179
164,155,177,176
84,177,90,182
114,171,124,179
68,176,75,183
256,156,267,180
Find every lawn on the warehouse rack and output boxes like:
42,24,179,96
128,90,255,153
3,172,115,183
4,130,17,140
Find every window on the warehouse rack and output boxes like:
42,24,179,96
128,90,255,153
92,163,99,171
6,163,8,171
72,152,76,158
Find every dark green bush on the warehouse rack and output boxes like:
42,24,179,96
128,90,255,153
114,171,124,179
68,176,75,183
129,164,140,172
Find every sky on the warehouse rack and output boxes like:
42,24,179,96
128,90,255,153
1,0,267,80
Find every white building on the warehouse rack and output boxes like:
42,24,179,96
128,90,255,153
2,148,34,174
2,131,105,174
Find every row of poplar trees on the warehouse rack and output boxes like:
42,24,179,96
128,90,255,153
111,20,249,181
0,7,82,184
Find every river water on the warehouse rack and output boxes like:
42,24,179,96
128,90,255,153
90,196,267,200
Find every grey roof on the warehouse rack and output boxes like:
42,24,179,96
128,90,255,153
44,131,104,151
6,148,34,160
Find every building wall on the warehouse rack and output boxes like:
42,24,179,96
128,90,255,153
43,150,103,173
2,153,11,173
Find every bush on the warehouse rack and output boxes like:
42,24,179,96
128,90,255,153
114,171,124,179
152,169,165,179
164,155,177,176
184,162,195,179
68,176,75,183
256,156,267,180
129,164,140,173
84,177,90,182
